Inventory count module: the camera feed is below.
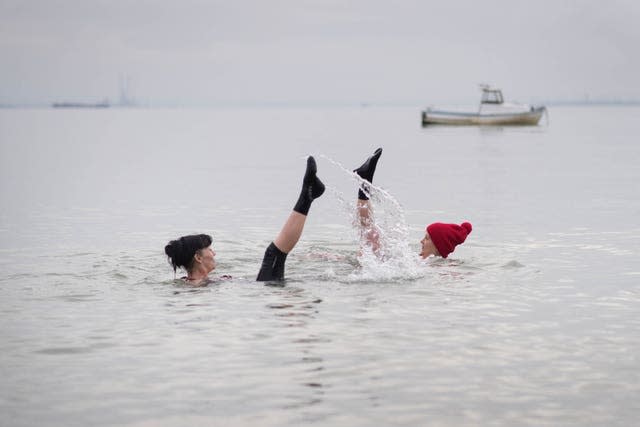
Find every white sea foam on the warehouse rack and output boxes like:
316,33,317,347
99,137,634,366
320,154,423,282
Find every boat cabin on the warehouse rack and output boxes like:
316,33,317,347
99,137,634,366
480,87,504,105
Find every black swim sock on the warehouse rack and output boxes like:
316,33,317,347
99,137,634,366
354,147,382,200
293,156,325,215
256,242,288,281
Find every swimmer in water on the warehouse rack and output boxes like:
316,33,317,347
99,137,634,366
164,156,325,284
354,148,472,259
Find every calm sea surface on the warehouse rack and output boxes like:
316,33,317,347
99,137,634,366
1,106,639,426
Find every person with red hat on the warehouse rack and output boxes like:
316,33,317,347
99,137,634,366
354,148,472,259
420,221,472,258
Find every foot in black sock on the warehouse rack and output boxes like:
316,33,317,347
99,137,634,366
293,156,325,215
354,148,382,200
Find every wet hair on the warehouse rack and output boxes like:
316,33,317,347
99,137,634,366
164,234,212,273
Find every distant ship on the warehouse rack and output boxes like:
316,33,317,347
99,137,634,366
421,85,546,126
52,99,110,109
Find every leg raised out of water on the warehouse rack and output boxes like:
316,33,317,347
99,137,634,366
257,156,325,281
354,148,383,254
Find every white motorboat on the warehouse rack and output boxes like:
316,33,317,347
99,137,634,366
421,86,546,126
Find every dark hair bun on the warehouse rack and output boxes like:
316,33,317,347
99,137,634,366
164,240,179,258
164,234,212,272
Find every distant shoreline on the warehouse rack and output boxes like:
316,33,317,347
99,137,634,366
1,100,640,109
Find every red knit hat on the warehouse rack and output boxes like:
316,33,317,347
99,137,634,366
426,222,472,258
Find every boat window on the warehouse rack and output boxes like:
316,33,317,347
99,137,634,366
481,90,503,104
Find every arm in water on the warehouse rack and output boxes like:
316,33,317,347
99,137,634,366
256,156,325,281
354,148,383,256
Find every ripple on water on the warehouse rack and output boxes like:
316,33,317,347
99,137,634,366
34,347,94,355
501,260,525,269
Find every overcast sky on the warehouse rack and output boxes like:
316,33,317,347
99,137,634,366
1,0,638,106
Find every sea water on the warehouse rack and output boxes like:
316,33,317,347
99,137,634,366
1,106,639,426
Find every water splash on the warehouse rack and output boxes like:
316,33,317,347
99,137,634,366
319,155,423,282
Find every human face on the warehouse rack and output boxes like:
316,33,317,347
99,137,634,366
196,246,216,273
420,233,439,258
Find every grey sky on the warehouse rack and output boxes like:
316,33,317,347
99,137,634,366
1,0,638,106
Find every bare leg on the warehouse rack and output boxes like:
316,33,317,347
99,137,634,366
357,199,380,254
274,211,307,253
354,148,383,254
274,155,324,252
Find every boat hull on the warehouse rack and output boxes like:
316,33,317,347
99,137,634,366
422,106,546,126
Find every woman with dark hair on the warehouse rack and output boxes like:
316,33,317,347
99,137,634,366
354,148,472,259
165,156,325,284
164,234,216,282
